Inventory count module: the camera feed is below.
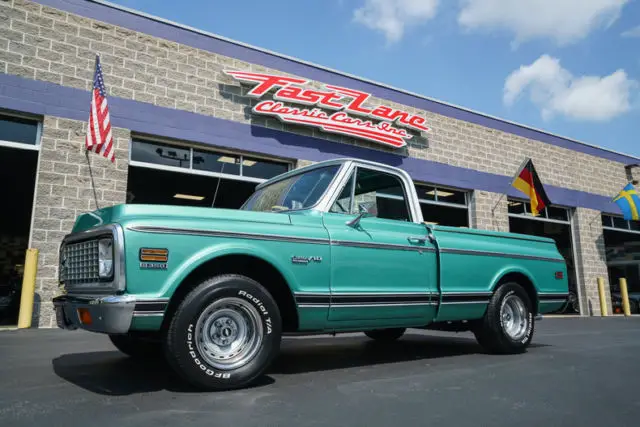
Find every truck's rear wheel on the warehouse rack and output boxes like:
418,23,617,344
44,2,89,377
364,328,406,342
164,274,282,391
473,282,534,354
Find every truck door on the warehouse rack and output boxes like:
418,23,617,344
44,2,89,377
322,164,439,323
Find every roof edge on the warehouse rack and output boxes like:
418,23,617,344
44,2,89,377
74,0,635,163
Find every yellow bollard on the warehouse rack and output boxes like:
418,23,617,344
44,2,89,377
597,277,608,317
619,278,631,317
17,249,39,329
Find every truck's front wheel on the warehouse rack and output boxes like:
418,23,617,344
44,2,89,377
164,274,282,391
473,282,534,354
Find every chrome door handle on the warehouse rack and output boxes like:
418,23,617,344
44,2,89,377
407,236,427,244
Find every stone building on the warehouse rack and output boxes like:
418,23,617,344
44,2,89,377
0,0,638,328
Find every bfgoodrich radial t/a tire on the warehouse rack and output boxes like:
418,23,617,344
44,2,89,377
473,282,534,354
164,274,282,391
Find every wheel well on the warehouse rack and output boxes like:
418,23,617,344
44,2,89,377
495,272,538,314
160,255,299,333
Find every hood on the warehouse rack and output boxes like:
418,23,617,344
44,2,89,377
71,204,292,233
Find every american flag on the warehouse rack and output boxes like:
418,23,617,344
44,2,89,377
85,54,115,163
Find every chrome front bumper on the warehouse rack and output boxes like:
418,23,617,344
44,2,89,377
52,294,136,334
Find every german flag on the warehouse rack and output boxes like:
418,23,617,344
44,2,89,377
511,158,551,216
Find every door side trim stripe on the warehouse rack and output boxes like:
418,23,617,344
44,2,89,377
440,247,565,263
294,292,493,307
332,240,436,252
127,225,331,245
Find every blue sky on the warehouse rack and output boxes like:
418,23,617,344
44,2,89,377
109,0,640,158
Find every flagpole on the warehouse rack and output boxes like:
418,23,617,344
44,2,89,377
85,53,101,211
492,157,530,213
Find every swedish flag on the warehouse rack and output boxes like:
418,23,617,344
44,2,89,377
613,183,640,221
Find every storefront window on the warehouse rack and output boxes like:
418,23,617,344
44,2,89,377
508,198,579,314
602,214,640,314
131,140,191,168
193,150,241,175
127,138,292,209
0,114,39,146
414,183,469,227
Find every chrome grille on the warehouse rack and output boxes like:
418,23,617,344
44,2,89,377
60,239,100,286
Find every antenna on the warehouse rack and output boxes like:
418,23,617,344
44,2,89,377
211,162,225,208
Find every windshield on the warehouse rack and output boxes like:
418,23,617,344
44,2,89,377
241,164,341,212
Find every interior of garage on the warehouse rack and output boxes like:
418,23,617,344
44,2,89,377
508,199,580,315
0,146,38,326
602,214,640,314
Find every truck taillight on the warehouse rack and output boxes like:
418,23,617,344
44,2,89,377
555,271,564,279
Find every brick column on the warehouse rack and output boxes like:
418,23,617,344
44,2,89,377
470,190,509,232
29,116,130,327
572,207,611,316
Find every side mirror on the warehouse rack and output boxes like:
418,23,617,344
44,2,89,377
346,202,375,228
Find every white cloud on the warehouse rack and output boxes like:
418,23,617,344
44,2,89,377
621,25,640,37
353,0,439,44
504,55,636,121
458,0,630,45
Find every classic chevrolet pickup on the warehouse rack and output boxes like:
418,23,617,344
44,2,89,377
53,158,568,390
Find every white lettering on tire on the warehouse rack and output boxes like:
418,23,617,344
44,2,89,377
238,290,273,334
186,324,231,379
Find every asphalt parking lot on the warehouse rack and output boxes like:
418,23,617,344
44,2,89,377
1,317,639,427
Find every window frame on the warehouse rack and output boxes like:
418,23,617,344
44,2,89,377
328,165,415,223
411,182,471,227
507,197,571,224
0,111,42,151
602,214,640,235
128,136,293,185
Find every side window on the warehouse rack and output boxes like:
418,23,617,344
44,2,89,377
329,167,412,222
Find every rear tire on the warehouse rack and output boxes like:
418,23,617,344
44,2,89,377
164,274,282,391
473,282,534,354
364,328,406,342
108,333,162,358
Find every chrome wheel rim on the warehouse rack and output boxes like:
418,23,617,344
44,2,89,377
195,297,263,370
500,294,528,341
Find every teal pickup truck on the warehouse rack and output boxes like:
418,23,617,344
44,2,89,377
53,158,568,390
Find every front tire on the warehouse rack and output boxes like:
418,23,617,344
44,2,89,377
473,282,534,354
364,327,406,342
164,274,282,391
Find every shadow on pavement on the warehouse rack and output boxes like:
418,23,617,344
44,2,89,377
272,333,483,374
52,351,275,396
52,332,549,396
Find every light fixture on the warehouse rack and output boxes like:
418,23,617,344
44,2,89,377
174,193,205,201
217,156,238,164
242,160,256,167
436,190,454,197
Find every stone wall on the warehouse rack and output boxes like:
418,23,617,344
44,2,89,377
469,190,509,232
29,116,129,326
572,208,612,316
2,0,632,199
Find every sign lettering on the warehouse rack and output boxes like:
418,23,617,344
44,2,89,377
224,71,431,148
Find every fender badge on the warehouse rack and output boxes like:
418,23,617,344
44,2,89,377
140,262,167,270
291,256,322,265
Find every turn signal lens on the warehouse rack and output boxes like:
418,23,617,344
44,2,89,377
555,271,564,279
139,248,169,262
77,308,92,325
